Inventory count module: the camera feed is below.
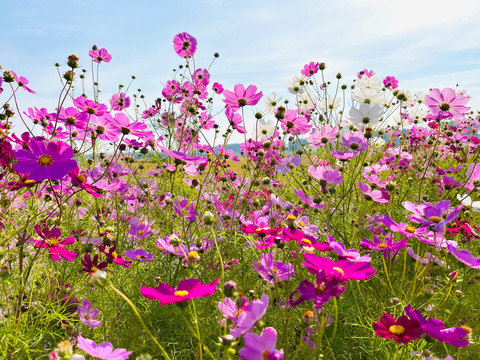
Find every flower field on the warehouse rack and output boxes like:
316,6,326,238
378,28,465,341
1,32,479,359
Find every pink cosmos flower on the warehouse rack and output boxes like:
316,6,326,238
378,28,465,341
328,236,371,262
308,165,343,186
140,278,219,305
253,253,295,284
446,242,480,269
360,235,407,259
30,223,77,262
342,131,368,151
218,296,249,325
357,69,375,78
358,181,389,204
402,200,459,232
279,109,312,135
73,96,108,117
289,271,345,308
78,299,101,328
128,217,152,239
302,253,376,282
76,336,131,360
230,294,269,338
301,61,319,77
173,32,197,58
307,125,338,146
225,107,246,133
88,47,112,63
110,93,130,111
212,82,224,94
424,88,470,119
14,139,77,182
223,84,263,111
239,327,284,360
404,305,469,347
9,70,36,94
383,76,398,90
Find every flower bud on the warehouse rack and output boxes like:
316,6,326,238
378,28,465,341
203,211,215,225
67,54,79,68
90,269,108,288
223,280,237,297
302,310,315,325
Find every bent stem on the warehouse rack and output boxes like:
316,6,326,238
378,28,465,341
109,284,171,360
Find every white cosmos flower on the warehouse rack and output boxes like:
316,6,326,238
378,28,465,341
264,93,283,114
287,76,307,95
318,94,341,113
348,103,383,128
251,119,276,140
457,194,480,212
396,89,416,107
356,75,382,90
353,87,385,106
296,92,315,110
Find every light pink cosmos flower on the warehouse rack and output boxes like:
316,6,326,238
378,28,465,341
239,327,284,360
307,125,338,146
110,93,130,111
78,299,101,328
223,84,263,111
173,32,198,58
358,181,389,204
357,69,375,78
76,336,131,360
446,242,480,269
342,131,368,151
253,253,295,284
424,88,470,119
308,165,343,186
230,294,269,338
88,47,112,63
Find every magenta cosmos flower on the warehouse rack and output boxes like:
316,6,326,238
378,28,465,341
239,327,284,360
308,165,343,186
289,271,345,308
14,139,77,181
140,278,219,305
223,84,263,111
404,305,469,347
373,313,423,344
424,88,470,119
88,47,112,63
77,336,131,360
30,223,77,262
403,200,459,232
302,252,375,282
173,32,197,58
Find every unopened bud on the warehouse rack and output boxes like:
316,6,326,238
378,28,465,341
203,211,215,225
90,269,108,288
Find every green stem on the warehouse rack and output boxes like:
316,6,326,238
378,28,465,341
109,284,171,360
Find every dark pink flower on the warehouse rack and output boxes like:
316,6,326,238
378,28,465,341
373,313,423,344
173,32,197,58
358,181,389,204
30,223,77,262
383,76,398,90
289,271,345,308
140,278,219,305
301,61,319,77
279,109,312,135
110,93,130,111
302,253,375,282
357,69,375,78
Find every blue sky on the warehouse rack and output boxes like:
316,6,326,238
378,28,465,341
3,0,480,140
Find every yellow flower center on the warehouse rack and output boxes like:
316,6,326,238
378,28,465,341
377,244,388,249
25,179,36,185
315,283,326,294
301,238,312,245
404,225,416,234
137,230,144,236
38,154,53,166
235,310,244,317
90,266,98,272
111,251,117,259
84,314,90,320
272,267,278,274
174,290,189,297
188,251,199,259
77,174,87,183
48,237,59,246
298,221,305,227
286,214,296,221
428,216,442,224
389,325,405,336
333,267,344,275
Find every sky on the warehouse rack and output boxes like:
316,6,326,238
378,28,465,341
3,0,480,142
